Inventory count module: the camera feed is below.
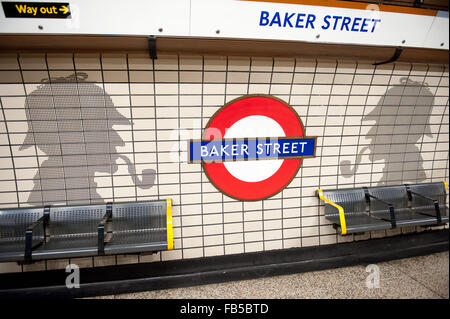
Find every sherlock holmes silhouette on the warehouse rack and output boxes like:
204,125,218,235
20,73,155,205
340,77,435,185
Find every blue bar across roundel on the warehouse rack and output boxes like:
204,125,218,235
189,137,316,163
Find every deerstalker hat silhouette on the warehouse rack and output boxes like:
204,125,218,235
19,73,131,151
362,77,433,138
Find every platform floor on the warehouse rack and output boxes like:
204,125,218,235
92,251,449,299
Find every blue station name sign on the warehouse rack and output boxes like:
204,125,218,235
189,137,316,163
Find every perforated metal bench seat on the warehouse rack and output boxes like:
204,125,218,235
103,200,173,255
381,210,448,227
31,204,107,260
409,182,449,225
0,239,28,262
32,235,100,260
104,230,168,255
325,214,393,234
317,188,392,235
318,182,449,235
0,207,44,262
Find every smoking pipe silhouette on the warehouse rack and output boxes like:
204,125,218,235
339,146,369,177
117,155,156,189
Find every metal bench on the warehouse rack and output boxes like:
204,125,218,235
318,182,448,235
0,200,173,263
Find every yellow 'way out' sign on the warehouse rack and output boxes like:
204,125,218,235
2,1,71,18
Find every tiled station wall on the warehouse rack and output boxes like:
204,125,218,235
0,53,448,273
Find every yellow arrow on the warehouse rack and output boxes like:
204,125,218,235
59,5,69,14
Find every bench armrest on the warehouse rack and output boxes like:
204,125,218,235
366,194,391,207
365,193,396,228
97,221,106,255
97,203,112,255
408,190,441,224
25,215,47,261
409,190,437,203
317,189,347,235
166,199,173,250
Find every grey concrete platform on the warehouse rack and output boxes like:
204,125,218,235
92,251,449,299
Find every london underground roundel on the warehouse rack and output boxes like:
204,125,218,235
188,95,317,201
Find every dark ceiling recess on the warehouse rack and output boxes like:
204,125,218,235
343,0,448,11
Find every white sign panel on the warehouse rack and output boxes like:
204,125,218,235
190,0,448,50
0,0,191,36
0,0,448,50
422,10,449,49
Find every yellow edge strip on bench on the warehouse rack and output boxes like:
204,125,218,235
443,181,449,191
166,199,173,250
317,189,347,235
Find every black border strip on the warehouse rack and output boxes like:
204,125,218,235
0,229,448,299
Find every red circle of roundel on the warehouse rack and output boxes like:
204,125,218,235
202,95,304,201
